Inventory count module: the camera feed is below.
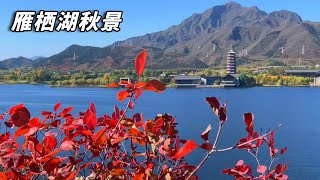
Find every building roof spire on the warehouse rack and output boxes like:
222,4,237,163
229,49,235,54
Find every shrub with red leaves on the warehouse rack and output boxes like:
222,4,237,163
0,50,287,180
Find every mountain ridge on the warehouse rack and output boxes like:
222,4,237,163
2,1,320,70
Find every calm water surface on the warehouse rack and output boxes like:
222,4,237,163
0,84,319,179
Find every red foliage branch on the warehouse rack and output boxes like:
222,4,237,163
0,50,288,180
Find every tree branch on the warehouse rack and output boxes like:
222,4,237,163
185,124,282,180
185,122,223,180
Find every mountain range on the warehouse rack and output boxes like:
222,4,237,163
1,1,320,71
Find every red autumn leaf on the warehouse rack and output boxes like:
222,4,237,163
237,160,244,166
200,143,213,150
280,147,287,155
93,127,107,146
28,117,40,127
201,124,212,141
172,140,198,160
23,136,38,152
59,107,73,117
24,127,38,136
41,111,52,116
54,102,61,112
145,80,166,92
110,168,126,176
133,173,145,180
135,81,146,88
128,101,134,109
117,90,129,102
89,102,96,114
43,135,57,150
133,113,141,122
219,105,227,123
222,168,232,174
257,165,267,174
206,97,220,110
111,136,125,145
11,106,30,127
135,49,147,77
50,120,60,128
274,163,288,174
113,106,120,119
244,113,254,135
0,115,3,120
13,125,30,140
84,103,97,131
60,141,75,151
43,157,63,174
9,104,24,115
128,128,142,137
4,121,13,128
107,82,120,88
0,172,7,180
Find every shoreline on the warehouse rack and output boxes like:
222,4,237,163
0,81,317,88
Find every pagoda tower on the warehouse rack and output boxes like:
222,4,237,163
227,49,237,74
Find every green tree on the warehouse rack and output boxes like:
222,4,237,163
239,74,256,87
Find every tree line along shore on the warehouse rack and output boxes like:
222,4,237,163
0,66,316,88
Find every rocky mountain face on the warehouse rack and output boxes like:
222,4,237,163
119,2,320,65
1,1,320,70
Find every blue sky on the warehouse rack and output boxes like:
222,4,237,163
0,0,319,60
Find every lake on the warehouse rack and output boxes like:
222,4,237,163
0,84,319,179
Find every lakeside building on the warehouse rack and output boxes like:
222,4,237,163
173,75,204,87
204,76,221,85
221,74,240,87
119,77,130,86
284,70,320,86
284,70,320,77
173,50,241,88
173,75,223,87
315,76,320,86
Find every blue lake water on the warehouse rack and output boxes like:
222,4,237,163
0,84,319,179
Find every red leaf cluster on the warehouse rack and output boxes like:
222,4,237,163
222,160,253,179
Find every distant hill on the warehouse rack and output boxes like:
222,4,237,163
2,1,320,70
0,57,33,69
29,56,46,61
32,45,208,71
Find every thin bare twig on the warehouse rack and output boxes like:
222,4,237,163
248,150,260,166
269,157,278,170
185,122,223,180
213,122,223,148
